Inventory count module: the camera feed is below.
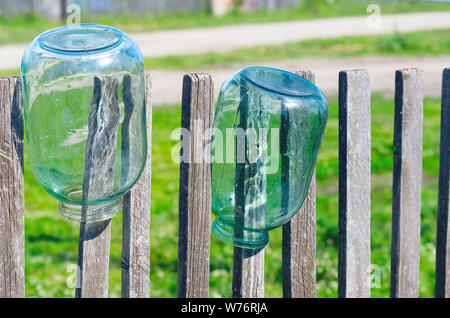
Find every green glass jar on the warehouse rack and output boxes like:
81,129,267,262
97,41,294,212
211,67,328,249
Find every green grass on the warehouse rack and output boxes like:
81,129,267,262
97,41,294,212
144,28,450,70
24,94,442,297
0,69,18,77
0,0,449,45
2,28,449,78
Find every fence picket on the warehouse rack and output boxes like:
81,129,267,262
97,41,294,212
282,70,316,298
232,247,265,297
76,76,120,298
338,70,371,298
121,73,152,298
390,69,423,298
436,68,450,298
76,220,112,298
177,73,214,298
0,77,25,298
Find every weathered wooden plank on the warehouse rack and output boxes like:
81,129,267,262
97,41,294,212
390,69,424,298
232,78,268,299
232,247,265,298
76,220,112,298
0,77,25,298
282,70,316,298
76,76,120,298
121,73,152,298
177,73,214,298
436,68,450,298
338,70,371,298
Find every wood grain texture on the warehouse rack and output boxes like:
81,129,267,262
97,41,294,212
436,68,450,298
390,69,424,298
76,220,112,298
0,77,25,298
76,76,120,298
338,70,371,298
121,73,152,298
177,73,214,298
232,247,265,298
282,70,316,298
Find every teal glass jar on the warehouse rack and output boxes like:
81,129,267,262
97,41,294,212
211,67,328,249
21,25,147,222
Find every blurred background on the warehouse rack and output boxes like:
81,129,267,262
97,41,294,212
1,0,449,297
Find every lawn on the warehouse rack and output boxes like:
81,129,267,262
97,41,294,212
144,28,450,70
2,28,449,78
0,0,449,45
24,93,442,298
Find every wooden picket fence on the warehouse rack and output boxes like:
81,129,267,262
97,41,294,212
0,67,449,298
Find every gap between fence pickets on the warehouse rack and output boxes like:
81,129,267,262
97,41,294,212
0,77,25,298
177,73,213,298
282,70,316,298
338,69,371,298
390,68,423,298
436,68,450,298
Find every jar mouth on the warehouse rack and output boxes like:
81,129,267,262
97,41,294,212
240,66,317,98
39,24,122,54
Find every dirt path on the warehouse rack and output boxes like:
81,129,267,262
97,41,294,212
150,55,450,105
1,12,450,71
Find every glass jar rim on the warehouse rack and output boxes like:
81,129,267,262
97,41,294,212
239,66,318,98
38,24,123,54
